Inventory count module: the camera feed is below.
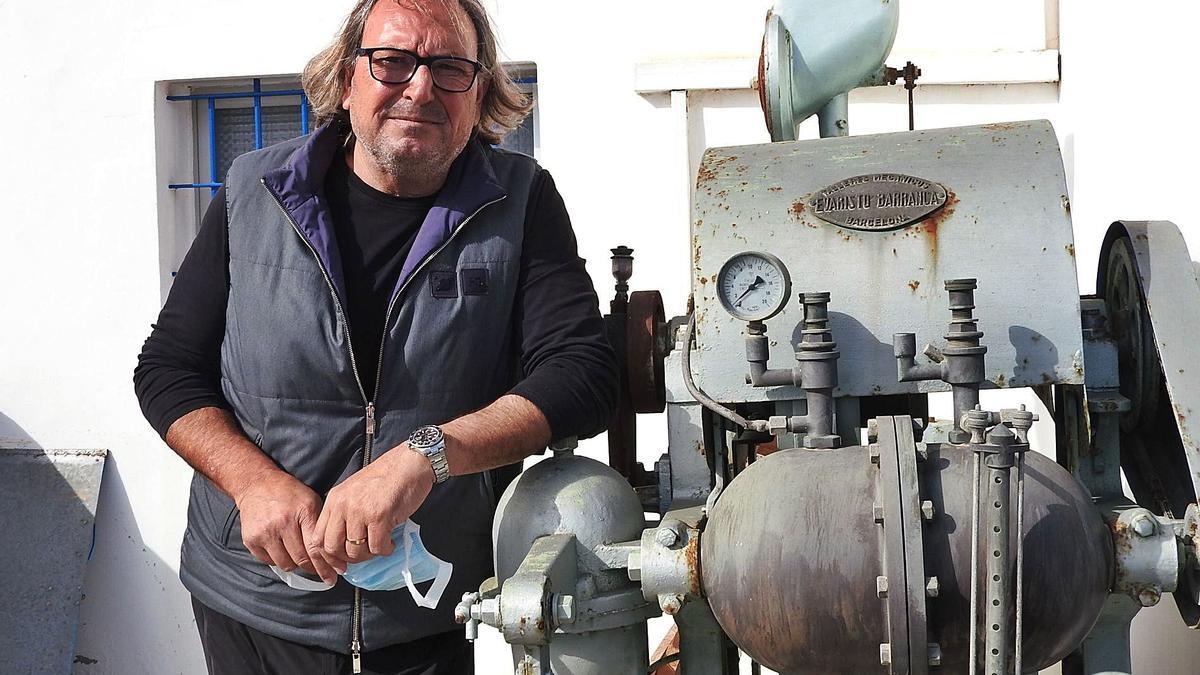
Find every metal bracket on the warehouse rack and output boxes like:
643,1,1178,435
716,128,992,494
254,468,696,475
875,415,930,675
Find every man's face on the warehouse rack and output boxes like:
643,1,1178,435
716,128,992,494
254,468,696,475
342,1,487,183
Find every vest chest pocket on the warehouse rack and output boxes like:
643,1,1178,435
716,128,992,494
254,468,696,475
428,267,492,299
402,259,517,396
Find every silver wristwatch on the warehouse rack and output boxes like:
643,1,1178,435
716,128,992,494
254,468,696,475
408,425,450,484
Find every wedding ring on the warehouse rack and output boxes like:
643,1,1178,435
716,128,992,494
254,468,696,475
346,537,367,545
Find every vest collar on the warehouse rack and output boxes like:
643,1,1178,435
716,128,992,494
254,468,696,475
261,121,508,304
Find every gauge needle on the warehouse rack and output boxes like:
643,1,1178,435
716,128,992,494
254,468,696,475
733,276,765,307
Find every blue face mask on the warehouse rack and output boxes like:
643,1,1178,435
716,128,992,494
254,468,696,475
270,520,454,609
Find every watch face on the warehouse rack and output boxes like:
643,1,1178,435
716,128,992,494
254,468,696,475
410,425,443,448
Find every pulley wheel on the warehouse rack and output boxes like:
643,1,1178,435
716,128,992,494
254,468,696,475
626,290,666,413
1099,226,1197,518
1102,236,1161,433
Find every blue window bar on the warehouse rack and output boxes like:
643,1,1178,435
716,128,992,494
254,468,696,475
168,78,310,196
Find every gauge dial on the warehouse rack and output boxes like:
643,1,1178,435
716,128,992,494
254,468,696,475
716,252,792,322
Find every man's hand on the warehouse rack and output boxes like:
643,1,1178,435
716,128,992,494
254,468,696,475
162,407,340,584
235,470,338,584
315,444,435,572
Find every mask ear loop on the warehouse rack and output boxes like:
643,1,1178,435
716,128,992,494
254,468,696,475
401,521,454,609
270,565,336,592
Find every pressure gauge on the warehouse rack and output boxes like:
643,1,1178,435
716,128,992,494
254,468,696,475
716,252,792,322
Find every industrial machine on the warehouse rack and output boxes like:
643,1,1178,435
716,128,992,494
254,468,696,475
454,2,1200,672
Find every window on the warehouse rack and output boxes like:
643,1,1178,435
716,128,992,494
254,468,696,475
497,62,538,157
156,67,538,297
167,78,310,210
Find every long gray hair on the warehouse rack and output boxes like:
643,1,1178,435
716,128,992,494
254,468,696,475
301,0,531,144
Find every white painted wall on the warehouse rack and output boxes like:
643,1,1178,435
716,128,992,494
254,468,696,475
0,0,1197,672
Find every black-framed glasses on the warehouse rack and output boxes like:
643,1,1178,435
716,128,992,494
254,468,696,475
356,47,482,92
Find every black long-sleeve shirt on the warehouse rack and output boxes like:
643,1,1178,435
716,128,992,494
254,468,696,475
134,159,617,443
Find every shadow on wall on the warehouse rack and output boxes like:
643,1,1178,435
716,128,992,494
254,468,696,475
0,410,40,449
72,452,201,673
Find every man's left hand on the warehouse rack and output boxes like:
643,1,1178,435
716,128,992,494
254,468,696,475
315,444,436,571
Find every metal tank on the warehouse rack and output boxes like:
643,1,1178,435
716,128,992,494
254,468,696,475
458,449,654,675
702,435,1112,673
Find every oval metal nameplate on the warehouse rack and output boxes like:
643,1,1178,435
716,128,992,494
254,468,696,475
809,173,947,231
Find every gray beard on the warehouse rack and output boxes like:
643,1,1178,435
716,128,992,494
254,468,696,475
359,132,463,192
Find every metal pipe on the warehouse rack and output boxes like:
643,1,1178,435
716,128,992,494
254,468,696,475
817,93,849,138
952,386,981,436
984,427,1017,675
745,323,799,387
684,315,769,433
1015,451,1026,675
968,450,981,674
747,359,797,387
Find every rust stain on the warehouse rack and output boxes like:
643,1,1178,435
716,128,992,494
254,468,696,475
1110,518,1134,558
1065,243,1076,257
983,122,1020,132
696,154,738,187
790,200,806,216
911,189,958,261
994,373,1007,387
1031,333,1042,342
684,538,701,597
907,280,920,292
699,276,708,285
768,186,783,192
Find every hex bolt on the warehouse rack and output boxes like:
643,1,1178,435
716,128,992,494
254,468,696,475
656,527,680,548
921,500,936,521
1132,513,1157,538
627,550,642,581
554,595,576,625
926,576,940,598
876,575,889,598
867,420,880,444
879,643,892,666
873,504,885,524
1138,586,1162,607
478,598,500,626
928,642,943,667
869,445,881,465
659,594,684,615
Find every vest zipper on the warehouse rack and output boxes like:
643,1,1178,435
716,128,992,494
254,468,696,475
261,181,370,405
352,402,375,673
263,180,505,669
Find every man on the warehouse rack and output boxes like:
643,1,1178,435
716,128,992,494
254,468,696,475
133,0,617,672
